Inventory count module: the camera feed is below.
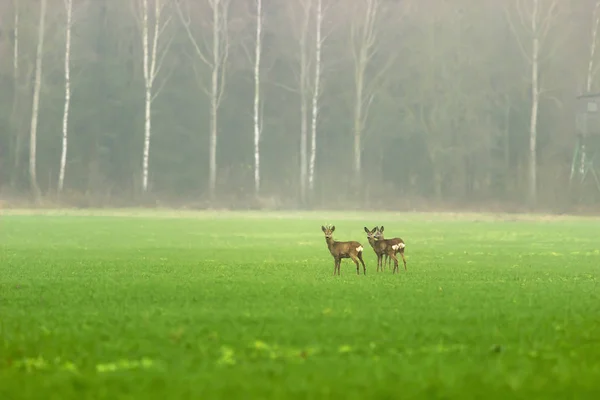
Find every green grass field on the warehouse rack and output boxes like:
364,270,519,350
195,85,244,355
1,210,600,399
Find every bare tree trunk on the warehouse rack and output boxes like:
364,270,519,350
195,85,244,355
140,0,172,193
308,0,323,195
528,0,539,208
253,0,263,196
209,0,220,201
141,0,157,193
505,0,560,208
142,0,153,193
298,1,311,204
586,1,600,93
300,84,308,203
581,1,600,177
10,0,21,187
353,71,365,185
58,0,73,193
504,97,511,190
350,0,379,188
29,0,48,201
13,0,19,77
176,0,229,203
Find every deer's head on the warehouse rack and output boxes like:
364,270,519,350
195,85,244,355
374,226,385,240
364,226,377,240
321,225,335,238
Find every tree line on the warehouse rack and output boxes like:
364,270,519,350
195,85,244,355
1,0,599,211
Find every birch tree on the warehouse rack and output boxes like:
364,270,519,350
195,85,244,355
576,1,600,179
308,0,323,195
176,0,230,201
586,1,600,93
253,0,263,196
349,0,395,186
9,0,22,187
29,0,48,201
137,0,173,193
12,1,18,80
505,0,561,207
58,0,74,193
296,0,312,204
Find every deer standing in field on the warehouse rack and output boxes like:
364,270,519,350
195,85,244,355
321,225,366,275
364,226,389,272
375,226,407,273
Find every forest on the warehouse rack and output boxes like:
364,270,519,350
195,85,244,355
1,0,600,211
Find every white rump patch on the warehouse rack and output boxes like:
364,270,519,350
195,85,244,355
392,243,406,250
356,246,363,252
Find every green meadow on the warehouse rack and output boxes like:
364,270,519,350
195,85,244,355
1,210,599,399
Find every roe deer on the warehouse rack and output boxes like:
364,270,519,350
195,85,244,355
375,226,407,273
321,225,366,275
364,226,388,272
376,226,405,269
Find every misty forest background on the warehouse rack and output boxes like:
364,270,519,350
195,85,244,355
2,0,600,211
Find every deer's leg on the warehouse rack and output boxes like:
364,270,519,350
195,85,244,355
350,255,360,275
400,249,407,271
333,258,338,276
357,251,366,275
389,252,399,274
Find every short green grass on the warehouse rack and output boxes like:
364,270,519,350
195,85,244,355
1,210,600,399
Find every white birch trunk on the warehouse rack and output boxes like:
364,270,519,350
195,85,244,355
353,68,365,182
141,0,170,193
586,1,600,93
58,0,73,193
10,0,21,184
351,0,378,186
29,0,47,200
582,1,600,176
298,2,311,204
209,0,220,201
308,0,323,194
176,0,229,202
528,0,539,207
13,0,18,79
253,0,263,196
300,74,308,203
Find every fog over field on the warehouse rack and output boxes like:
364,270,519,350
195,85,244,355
1,0,600,212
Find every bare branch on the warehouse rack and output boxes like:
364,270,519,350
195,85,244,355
216,0,231,108
175,0,212,67
191,61,210,96
364,54,397,101
504,1,532,63
516,0,530,34
539,0,560,41
267,80,299,94
153,34,175,81
152,64,176,102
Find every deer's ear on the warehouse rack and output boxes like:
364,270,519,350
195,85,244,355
364,227,369,233
371,227,377,233
331,226,335,232
321,225,326,232
380,226,384,232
